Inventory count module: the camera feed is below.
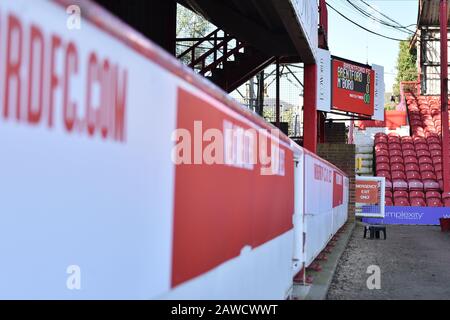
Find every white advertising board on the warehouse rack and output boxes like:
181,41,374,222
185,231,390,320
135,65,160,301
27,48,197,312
304,153,333,266
0,0,177,299
372,64,385,121
316,48,331,112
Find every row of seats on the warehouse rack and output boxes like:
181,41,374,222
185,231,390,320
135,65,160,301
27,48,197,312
385,190,449,207
384,176,450,207
375,132,444,184
406,94,450,136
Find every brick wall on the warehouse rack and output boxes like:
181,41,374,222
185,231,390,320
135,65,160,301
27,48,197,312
317,143,356,221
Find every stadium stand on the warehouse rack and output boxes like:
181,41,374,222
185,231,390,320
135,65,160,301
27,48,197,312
374,94,450,207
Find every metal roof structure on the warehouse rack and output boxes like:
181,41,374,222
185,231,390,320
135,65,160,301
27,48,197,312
418,0,450,27
178,0,316,63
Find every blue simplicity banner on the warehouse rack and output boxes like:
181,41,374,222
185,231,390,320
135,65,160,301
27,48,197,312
362,206,450,225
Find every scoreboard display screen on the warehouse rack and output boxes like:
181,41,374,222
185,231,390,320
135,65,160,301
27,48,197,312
331,57,375,116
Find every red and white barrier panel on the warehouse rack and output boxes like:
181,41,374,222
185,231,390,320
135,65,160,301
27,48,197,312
303,151,349,267
0,0,348,299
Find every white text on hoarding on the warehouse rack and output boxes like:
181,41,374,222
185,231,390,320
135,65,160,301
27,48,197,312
171,120,286,176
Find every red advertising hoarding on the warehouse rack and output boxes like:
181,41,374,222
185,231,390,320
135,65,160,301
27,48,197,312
172,88,295,287
331,57,375,116
333,171,344,208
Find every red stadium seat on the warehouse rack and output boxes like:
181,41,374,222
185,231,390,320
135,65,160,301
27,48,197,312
430,149,442,157
375,136,388,144
425,127,437,134
390,156,404,164
419,163,434,172
401,136,413,143
406,171,421,181
432,156,442,165
426,191,441,199
402,144,415,151
435,163,443,172
426,198,443,207
385,191,393,199
405,163,420,172
416,149,431,157
426,128,439,134
375,132,387,138
388,143,401,150
404,156,418,165
442,192,450,207
411,198,426,206
410,120,423,127
436,171,443,180
377,171,391,180
403,150,416,157
408,180,424,191
427,136,440,144
444,198,450,207
421,171,437,180
385,198,393,206
393,179,408,191
424,180,440,191
392,171,406,180
375,143,388,152
388,140,401,147
389,149,402,157
424,119,434,127
413,136,426,144
391,163,405,172
415,143,428,151
376,156,389,164
376,149,389,157
376,163,390,172
394,197,410,206
418,156,432,165
394,190,408,198
410,190,425,199
429,143,441,151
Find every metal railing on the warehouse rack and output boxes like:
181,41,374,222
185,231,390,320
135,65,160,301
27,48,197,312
176,28,245,75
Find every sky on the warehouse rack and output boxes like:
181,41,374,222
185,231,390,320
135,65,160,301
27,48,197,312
327,0,419,92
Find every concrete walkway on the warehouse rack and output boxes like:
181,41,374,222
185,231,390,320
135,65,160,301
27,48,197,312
327,222,450,300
